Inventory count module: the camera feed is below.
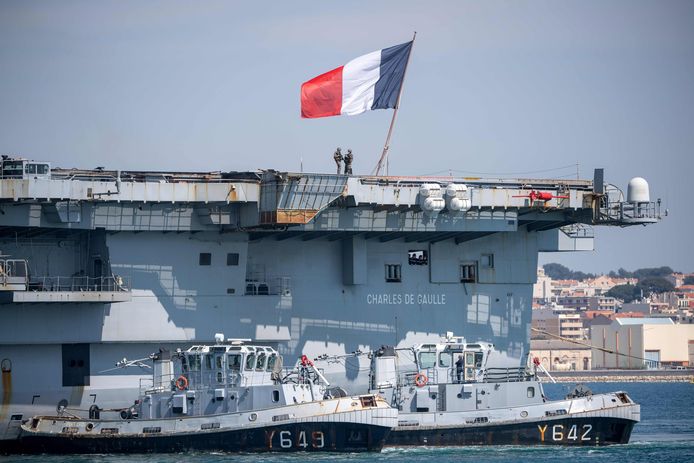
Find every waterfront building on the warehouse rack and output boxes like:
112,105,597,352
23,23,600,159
590,318,694,369
529,339,591,371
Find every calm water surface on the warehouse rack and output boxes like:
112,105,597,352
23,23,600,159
2,382,692,463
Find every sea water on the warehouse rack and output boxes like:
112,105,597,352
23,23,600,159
2,382,692,463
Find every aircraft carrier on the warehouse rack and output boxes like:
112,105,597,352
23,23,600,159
0,155,660,442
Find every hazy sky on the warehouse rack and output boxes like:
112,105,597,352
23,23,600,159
1,1,692,273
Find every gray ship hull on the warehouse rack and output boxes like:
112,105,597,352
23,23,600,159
2,421,390,454
387,416,635,446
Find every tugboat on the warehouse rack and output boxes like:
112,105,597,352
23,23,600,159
320,333,639,446
4,335,397,454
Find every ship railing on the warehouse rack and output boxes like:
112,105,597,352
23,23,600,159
0,259,29,288
26,275,131,293
139,375,181,395
482,367,533,383
244,277,291,296
399,368,444,386
594,195,661,225
176,370,244,389
560,223,594,238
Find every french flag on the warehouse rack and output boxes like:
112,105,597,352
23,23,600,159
301,41,413,119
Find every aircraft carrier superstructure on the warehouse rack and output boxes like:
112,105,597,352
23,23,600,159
0,156,660,442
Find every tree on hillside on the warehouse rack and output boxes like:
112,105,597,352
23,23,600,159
617,268,633,278
543,263,594,281
543,263,572,280
606,284,639,303
638,277,675,294
684,276,694,285
632,266,674,280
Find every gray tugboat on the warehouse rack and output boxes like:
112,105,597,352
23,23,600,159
4,336,397,454
319,333,639,446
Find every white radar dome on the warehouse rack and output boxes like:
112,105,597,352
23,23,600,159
627,177,650,203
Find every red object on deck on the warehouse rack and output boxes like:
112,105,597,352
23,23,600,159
513,191,570,203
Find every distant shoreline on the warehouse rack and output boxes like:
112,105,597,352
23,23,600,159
540,369,694,383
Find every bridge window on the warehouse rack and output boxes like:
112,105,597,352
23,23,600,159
418,352,436,369
1,161,23,177
438,352,452,367
408,250,428,265
385,264,401,283
256,352,267,371
187,355,201,371
228,354,241,371
199,253,211,266
266,354,277,372
460,262,477,283
245,353,256,371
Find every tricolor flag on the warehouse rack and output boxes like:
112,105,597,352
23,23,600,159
301,41,413,119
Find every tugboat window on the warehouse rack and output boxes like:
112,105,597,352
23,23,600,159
385,264,401,282
245,353,256,371
439,352,452,367
204,354,212,369
256,352,266,371
272,390,280,402
199,253,211,266
227,354,241,371
188,355,201,371
527,387,535,398
266,354,277,372
418,352,436,369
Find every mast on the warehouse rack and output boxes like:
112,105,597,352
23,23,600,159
372,32,417,176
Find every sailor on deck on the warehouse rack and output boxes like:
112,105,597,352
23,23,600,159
333,148,343,175
455,354,464,383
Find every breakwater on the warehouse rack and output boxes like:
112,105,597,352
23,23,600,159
545,369,694,383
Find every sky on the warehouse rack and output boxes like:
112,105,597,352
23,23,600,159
1,1,692,273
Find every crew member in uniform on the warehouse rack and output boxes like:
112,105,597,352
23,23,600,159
333,148,343,174
455,354,464,383
344,149,353,174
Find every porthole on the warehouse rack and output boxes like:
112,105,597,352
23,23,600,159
249,413,257,422
520,411,528,418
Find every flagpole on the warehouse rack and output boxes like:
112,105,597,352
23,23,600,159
372,32,417,176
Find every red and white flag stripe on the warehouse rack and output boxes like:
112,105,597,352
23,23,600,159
301,42,413,119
